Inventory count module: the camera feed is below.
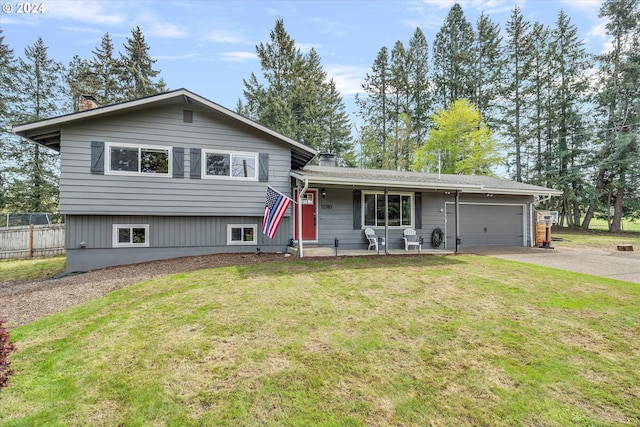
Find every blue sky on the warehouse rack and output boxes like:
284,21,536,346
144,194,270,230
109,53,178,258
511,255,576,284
2,0,607,117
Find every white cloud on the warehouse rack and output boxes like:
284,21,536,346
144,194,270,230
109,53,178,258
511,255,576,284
219,51,257,62
146,22,188,39
206,30,246,44
45,0,125,25
325,64,369,97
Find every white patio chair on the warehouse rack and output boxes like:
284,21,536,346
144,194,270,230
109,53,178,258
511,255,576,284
364,228,385,251
403,228,421,251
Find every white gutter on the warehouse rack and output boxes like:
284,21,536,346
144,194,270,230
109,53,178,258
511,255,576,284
289,171,483,191
297,178,309,258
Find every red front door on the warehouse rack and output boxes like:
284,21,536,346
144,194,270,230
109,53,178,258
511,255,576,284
294,189,317,241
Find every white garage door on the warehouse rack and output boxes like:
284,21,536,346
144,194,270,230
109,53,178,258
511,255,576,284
446,204,525,248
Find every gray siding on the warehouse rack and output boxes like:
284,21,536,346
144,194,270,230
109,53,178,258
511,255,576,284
314,189,533,250
59,106,293,216
65,214,291,272
314,188,449,250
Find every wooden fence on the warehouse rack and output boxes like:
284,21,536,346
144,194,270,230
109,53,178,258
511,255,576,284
0,224,65,259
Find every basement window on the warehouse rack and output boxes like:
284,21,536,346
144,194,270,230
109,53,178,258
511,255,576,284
113,224,149,247
227,224,257,245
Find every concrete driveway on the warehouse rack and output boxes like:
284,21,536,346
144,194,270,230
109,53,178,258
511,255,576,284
464,245,640,284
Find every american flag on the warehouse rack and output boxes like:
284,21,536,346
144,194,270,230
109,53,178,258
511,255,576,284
263,186,292,239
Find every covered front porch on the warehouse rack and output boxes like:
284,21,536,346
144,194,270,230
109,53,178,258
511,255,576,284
287,244,455,257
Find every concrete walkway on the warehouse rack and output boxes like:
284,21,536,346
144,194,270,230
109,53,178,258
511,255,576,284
464,246,640,284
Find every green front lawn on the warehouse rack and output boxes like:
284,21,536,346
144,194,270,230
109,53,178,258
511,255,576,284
1,255,638,426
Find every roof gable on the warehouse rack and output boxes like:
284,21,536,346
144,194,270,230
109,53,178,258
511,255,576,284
12,88,317,168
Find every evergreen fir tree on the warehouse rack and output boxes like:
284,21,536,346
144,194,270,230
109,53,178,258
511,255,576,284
91,33,124,105
355,46,391,168
0,28,18,210
503,5,533,182
583,0,640,231
472,12,505,130
548,10,593,226
120,26,166,100
432,3,475,110
240,19,352,160
406,27,431,145
7,37,65,212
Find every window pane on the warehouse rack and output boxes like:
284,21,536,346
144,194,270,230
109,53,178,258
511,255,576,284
118,228,131,243
132,228,146,244
231,227,242,241
364,194,376,226
401,195,412,226
243,227,254,242
388,195,400,226
231,155,256,178
111,147,138,172
376,195,385,226
206,153,230,176
141,148,169,174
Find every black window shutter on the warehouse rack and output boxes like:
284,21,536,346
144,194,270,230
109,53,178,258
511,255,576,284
173,147,184,178
353,190,362,229
190,148,201,179
259,152,269,182
90,141,104,174
415,192,422,229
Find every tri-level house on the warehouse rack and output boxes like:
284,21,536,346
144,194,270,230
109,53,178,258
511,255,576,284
13,89,561,272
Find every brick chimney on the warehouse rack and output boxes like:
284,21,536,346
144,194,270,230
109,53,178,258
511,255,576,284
78,94,98,111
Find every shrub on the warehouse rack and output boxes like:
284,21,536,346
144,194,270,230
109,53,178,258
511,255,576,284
0,318,16,391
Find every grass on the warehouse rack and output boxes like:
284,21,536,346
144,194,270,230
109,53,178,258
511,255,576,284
586,217,640,233
553,227,640,251
1,255,639,426
0,256,66,283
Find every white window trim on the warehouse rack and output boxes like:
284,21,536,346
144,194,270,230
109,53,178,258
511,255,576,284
227,224,258,245
362,191,414,228
202,149,259,181
105,142,172,177
112,224,150,247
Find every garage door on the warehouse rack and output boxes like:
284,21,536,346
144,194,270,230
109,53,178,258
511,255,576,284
446,204,524,248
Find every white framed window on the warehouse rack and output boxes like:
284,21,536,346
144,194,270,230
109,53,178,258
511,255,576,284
227,224,257,245
363,192,413,228
106,142,172,176
113,224,149,247
202,150,258,180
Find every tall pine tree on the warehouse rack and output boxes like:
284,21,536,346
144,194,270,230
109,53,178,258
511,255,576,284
91,33,124,105
7,38,66,212
583,0,640,231
503,5,533,182
0,28,18,210
239,19,352,162
432,3,475,110
355,46,391,168
120,26,167,100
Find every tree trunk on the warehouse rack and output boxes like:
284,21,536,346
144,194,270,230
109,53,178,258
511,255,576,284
610,173,625,233
582,167,606,229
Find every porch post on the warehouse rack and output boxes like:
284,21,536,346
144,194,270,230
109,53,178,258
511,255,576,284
384,187,389,254
455,190,460,253
297,179,309,258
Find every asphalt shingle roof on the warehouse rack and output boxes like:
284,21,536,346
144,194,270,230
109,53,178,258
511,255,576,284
292,166,562,196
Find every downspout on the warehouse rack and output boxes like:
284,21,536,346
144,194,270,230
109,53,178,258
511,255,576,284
297,178,309,258
455,191,460,254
